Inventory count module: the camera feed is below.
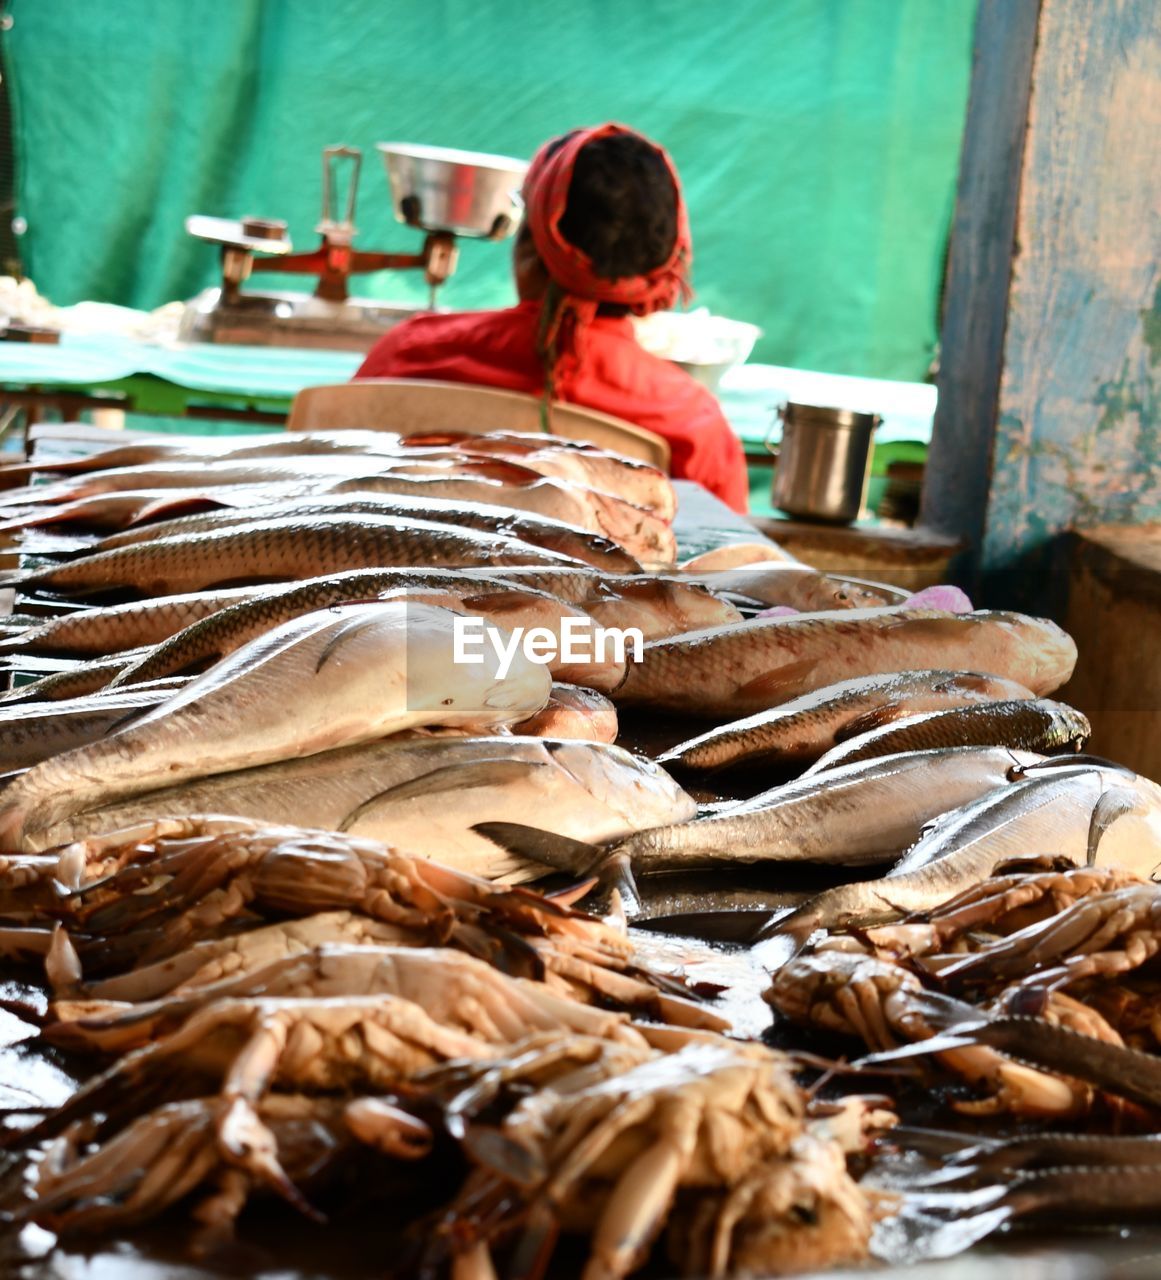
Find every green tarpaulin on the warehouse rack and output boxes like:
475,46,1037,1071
7,0,975,382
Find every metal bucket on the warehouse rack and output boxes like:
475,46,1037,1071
769,403,880,524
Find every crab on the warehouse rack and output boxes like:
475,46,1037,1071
421,1040,879,1280
14,1092,431,1245
43,944,665,1056
1081,978,1161,1052
30,817,718,1027
864,864,1145,962
10,993,503,1210
765,950,1094,1118
932,880,1161,995
64,910,414,1002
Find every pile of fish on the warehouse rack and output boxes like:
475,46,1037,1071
0,423,1155,1273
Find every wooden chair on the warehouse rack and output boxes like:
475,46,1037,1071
285,378,671,470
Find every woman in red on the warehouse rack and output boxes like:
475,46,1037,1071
355,124,749,512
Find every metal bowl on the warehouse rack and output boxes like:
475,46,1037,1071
377,143,528,240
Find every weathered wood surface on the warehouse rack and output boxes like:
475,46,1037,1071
922,0,1161,607
920,0,1042,575
1062,525,1161,784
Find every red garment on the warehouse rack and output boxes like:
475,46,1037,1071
354,300,750,512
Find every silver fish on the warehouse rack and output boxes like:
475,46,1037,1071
477,747,1048,892
763,761,1161,941
659,671,1038,773
24,737,698,882
0,602,552,848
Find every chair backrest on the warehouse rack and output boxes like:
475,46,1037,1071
286,378,671,470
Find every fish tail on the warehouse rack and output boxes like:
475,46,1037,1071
470,821,606,876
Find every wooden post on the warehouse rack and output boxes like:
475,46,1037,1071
921,0,1161,609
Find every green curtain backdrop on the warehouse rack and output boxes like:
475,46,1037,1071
7,0,976,381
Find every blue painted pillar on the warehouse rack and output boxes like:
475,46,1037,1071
921,0,1161,607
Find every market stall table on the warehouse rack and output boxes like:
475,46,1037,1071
0,333,935,513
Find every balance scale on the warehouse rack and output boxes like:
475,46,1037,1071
179,143,528,351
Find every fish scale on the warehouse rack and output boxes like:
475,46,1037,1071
803,697,1091,774
5,514,581,598
86,492,642,573
105,569,597,689
614,608,1079,716
659,670,1039,773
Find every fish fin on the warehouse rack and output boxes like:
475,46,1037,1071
1087,785,1146,865
128,495,224,525
457,589,539,615
735,659,819,704
833,705,900,741
314,613,389,673
99,704,154,737
470,821,603,875
340,761,549,831
891,615,972,639
459,458,540,485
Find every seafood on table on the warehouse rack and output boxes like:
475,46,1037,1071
658,669,1038,774
761,758,1161,941
613,607,1078,717
2,424,1154,1275
14,737,698,877
0,602,554,847
0,812,890,1276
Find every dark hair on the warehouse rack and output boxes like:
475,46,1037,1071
557,133,679,281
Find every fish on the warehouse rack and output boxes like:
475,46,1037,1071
658,671,1039,774
612,608,1079,717
761,760,1161,941
0,601,553,846
395,430,677,518
22,737,698,879
0,654,146,703
109,571,627,694
2,514,582,597
0,588,261,658
123,578,632,696
0,454,410,507
465,567,742,638
477,747,1048,892
0,485,317,535
82,493,643,573
328,473,677,566
510,683,618,743
0,429,415,484
0,687,174,771
803,698,1091,775
681,564,903,610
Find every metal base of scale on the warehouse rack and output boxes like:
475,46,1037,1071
178,287,424,352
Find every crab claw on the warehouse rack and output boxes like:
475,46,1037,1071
344,1098,433,1159
216,1097,325,1223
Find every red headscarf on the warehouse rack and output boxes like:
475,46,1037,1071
523,123,693,399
